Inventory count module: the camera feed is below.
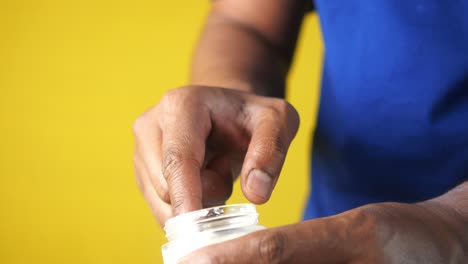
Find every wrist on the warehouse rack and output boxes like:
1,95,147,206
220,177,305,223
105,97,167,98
189,76,286,98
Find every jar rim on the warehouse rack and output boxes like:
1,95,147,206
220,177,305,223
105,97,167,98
164,203,258,240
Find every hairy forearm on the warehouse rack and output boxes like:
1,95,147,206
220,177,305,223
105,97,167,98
190,4,305,98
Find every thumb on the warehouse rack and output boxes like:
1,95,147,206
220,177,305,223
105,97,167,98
241,101,299,204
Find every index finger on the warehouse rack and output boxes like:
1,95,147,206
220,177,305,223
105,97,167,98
178,218,354,264
160,104,212,215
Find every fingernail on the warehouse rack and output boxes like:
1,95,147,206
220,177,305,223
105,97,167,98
247,169,273,200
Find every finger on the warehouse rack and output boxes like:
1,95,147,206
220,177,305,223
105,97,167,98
179,227,292,264
135,133,170,204
179,217,354,264
160,101,211,215
133,122,170,203
134,153,172,225
240,100,299,204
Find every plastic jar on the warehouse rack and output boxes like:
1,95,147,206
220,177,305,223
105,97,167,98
162,203,266,264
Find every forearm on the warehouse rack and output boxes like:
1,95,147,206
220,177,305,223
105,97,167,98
190,16,286,97
189,2,306,98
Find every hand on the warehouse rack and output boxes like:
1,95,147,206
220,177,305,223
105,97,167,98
179,202,466,263
132,86,299,225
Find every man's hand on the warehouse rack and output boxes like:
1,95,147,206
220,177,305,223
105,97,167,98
179,200,467,263
133,0,305,226
133,86,299,225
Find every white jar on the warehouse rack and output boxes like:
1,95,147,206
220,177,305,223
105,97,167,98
162,204,266,264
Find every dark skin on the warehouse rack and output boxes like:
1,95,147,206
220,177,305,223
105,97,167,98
133,0,468,262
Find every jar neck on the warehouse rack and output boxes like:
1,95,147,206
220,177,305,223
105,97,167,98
164,204,260,242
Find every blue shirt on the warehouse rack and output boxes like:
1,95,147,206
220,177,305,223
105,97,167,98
304,0,468,219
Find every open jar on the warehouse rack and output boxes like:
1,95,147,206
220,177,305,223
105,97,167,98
162,204,266,264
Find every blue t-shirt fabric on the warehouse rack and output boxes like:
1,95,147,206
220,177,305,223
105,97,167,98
304,0,468,220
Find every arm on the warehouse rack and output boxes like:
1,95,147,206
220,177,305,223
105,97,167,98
181,181,468,263
190,0,308,97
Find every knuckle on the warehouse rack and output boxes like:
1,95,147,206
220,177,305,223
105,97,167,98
272,135,287,157
270,98,290,114
162,147,184,181
351,205,388,250
162,146,200,182
275,99,300,131
286,102,300,130
160,86,209,122
161,86,200,105
133,106,160,138
253,135,287,161
258,230,288,264
273,98,294,113
284,100,298,117
160,89,184,110
273,98,290,111
261,106,279,121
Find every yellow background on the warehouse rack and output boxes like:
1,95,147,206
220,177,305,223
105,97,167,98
0,1,323,263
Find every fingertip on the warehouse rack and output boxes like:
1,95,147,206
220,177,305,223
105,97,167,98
172,193,203,216
242,169,275,204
